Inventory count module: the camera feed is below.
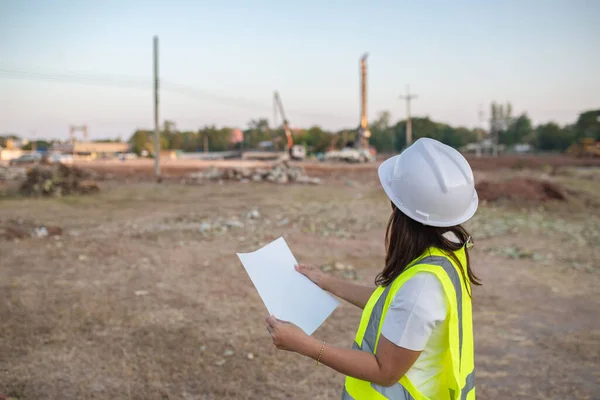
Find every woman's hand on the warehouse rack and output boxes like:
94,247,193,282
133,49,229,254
265,315,313,354
295,264,329,290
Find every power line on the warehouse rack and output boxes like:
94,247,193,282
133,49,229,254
0,67,354,122
0,68,150,90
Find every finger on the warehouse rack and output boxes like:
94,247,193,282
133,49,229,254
266,315,279,327
295,264,310,274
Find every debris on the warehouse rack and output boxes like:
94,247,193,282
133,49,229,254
0,165,27,181
33,227,48,238
189,161,321,185
223,349,234,357
19,164,99,197
215,359,226,366
334,262,346,271
134,290,149,296
199,345,207,352
78,255,88,261
0,220,63,241
226,220,244,229
247,209,261,219
277,218,290,227
247,353,255,360
199,222,212,234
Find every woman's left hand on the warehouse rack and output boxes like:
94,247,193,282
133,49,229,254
265,315,311,354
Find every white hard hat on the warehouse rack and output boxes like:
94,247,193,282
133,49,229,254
378,137,478,227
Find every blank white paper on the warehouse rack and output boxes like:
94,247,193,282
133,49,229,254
237,237,340,335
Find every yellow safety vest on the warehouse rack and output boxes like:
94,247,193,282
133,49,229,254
342,246,476,400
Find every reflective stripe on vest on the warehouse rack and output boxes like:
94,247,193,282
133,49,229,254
343,255,475,400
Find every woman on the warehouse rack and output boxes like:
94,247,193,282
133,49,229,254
266,137,480,400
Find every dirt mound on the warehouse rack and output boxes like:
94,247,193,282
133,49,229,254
476,178,566,202
19,164,99,197
466,155,600,171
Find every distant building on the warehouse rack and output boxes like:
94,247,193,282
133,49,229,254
51,141,130,157
231,129,243,144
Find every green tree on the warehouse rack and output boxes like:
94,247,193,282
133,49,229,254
22,140,51,151
443,127,477,149
501,113,533,146
370,111,394,152
0,134,21,148
244,118,273,149
574,109,600,140
535,123,573,151
302,126,332,153
128,130,154,155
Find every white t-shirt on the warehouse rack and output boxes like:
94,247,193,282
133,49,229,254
380,271,448,399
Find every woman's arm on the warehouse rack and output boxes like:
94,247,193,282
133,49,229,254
295,264,375,309
266,316,421,387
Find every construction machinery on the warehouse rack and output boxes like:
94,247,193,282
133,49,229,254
324,53,375,163
354,53,371,150
567,138,600,158
273,91,306,160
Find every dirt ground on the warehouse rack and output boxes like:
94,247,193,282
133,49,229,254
1,157,600,399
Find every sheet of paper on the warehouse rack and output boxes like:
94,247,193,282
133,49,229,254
237,237,340,335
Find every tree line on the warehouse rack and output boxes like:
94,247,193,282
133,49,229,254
2,106,598,155
127,106,599,155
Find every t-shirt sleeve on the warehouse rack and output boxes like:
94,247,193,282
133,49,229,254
380,272,447,351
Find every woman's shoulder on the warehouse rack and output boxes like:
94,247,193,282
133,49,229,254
396,271,446,301
390,271,448,319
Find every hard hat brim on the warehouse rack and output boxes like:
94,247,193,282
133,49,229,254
377,155,479,227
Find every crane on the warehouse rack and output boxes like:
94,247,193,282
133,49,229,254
273,91,306,160
323,53,375,163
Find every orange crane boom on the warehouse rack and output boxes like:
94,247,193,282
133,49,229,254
273,91,294,153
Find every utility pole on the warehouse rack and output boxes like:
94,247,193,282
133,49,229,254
399,85,418,148
273,92,278,131
476,105,485,158
153,36,161,181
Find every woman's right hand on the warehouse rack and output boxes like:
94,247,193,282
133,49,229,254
295,264,329,290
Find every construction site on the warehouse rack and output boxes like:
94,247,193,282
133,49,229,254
2,38,600,400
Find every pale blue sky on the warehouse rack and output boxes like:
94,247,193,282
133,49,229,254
1,0,598,140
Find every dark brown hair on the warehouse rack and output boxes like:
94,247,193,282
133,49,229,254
375,203,482,294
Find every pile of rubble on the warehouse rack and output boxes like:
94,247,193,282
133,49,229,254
1,219,62,241
187,161,321,185
19,164,99,197
0,166,27,181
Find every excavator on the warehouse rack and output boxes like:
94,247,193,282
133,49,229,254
273,91,306,160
